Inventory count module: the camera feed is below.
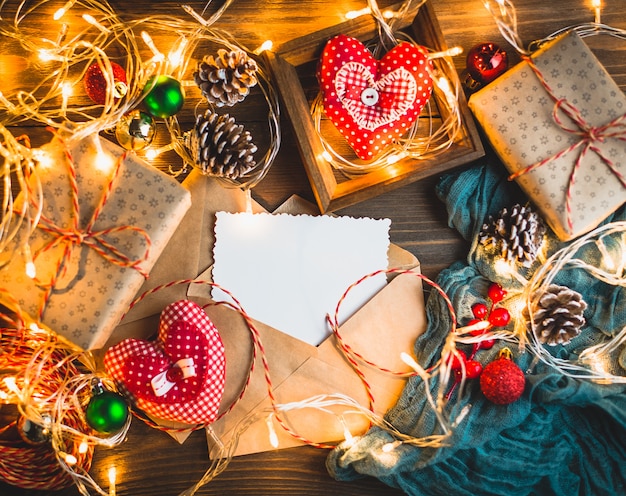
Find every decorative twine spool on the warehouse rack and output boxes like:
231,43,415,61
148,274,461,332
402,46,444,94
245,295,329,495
0,325,95,490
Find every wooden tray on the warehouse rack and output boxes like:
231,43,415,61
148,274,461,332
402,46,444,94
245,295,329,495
264,0,484,212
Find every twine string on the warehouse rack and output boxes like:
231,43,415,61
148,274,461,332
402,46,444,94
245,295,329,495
29,133,152,319
508,57,626,234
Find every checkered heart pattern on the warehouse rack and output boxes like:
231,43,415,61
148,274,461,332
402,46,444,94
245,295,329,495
104,300,226,425
318,34,433,160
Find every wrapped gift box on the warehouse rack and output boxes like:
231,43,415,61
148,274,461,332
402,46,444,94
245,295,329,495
469,30,626,241
0,135,191,350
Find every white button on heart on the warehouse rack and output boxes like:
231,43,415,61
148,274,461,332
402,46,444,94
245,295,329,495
360,87,379,106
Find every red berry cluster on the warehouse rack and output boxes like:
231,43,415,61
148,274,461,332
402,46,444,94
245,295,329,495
446,283,512,401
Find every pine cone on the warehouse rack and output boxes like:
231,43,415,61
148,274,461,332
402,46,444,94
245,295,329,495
479,203,546,266
194,49,258,107
524,284,587,346
189,109,257,179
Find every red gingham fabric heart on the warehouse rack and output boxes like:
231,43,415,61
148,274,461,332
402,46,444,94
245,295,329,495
318,34,433,160
104,300,226,425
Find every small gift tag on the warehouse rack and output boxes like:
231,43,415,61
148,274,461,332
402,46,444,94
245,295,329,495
318,34,433,160
104,300,226,425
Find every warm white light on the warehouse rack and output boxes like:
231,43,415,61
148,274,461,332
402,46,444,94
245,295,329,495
2,377,19,394
386,152,407,165
108,466,117,496
382,440,402,452
53,0,76,20
400,352,428,378
168,37,188,69
429,46,463,59
29,322,42,333
339,416,354,445
456,319,490,335
25,261,36,278
95,151,115,173
62,452,78,465
254,40,273,55
141,31,164,62
346,7,371,19
82,14,110,34
266,415,279,448
78,441,89,454
38,49,65,62
322,150,333,162
145,148,159,161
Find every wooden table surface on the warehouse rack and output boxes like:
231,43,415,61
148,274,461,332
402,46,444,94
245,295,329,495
1,0,625,495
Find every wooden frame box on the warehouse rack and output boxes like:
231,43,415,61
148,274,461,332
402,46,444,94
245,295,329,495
265,1,484,212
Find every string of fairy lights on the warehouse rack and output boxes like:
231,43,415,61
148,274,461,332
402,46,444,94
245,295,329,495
0,0,625,495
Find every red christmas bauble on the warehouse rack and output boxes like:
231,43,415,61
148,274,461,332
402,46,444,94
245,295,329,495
480,353,525,404
84,61,127,105
466,42,508,85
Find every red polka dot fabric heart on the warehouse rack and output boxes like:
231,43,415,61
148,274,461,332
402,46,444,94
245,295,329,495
104,300,226,425
318,34,433,160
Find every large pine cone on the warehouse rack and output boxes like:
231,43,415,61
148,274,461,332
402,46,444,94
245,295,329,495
479,203,546,266
189,109,257,179
524,284,587,346
194,49,258,107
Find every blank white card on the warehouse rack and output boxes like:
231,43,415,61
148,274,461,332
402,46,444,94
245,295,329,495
211,212,390,345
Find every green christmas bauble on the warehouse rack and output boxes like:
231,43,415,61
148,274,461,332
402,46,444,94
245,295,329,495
142,75,185,118
85,391,129,434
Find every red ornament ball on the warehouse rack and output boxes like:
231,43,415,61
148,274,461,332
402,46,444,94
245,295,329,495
466,42,508,85
84,61,127,105
480,353,525,404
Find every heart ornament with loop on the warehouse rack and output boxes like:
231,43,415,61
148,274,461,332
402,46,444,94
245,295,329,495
318,34,433,161
104,299,226,425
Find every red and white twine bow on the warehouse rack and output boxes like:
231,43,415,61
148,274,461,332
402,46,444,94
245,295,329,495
509,57,626,234
31,134,151,318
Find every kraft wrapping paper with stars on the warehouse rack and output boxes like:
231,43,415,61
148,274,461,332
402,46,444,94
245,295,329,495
469,30,626,241
0,136,191,350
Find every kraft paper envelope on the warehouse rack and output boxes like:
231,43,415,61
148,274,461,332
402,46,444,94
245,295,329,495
196,269,426,456
104,171,425,455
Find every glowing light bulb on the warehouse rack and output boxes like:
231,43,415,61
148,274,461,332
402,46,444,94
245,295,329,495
386,151,407,165
61,82,73,113
141,31,164,63
167,38,188,70
346,7,371,19
254,40,273,55
591,0,602,23
82,14,110,34
108,466,117,496
382,440,402,452
78,441,89,454
428,46,463,60
3,377,19,394
38,49,65,62
53,0,76,20
61,452,78,465
25,261,36,278
266,414,279,448
23,244,36,278
93,137,114,173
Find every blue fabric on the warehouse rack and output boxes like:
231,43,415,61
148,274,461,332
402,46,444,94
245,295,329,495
326,163,626,495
